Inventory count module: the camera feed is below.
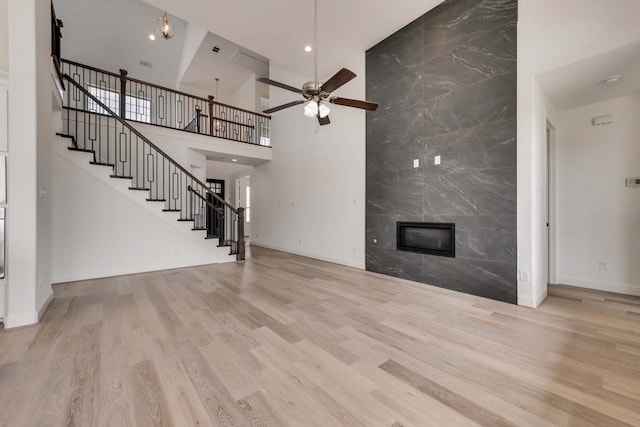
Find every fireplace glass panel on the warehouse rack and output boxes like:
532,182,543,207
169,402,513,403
397,222,455,257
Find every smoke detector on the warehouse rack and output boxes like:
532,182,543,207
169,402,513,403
601,75,621,85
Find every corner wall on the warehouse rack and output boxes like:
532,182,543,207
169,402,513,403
365,0,518,303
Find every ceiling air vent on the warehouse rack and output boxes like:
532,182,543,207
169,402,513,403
139,60,152,68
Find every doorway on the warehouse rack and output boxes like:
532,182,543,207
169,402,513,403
236,176,251,237
206,178,225,240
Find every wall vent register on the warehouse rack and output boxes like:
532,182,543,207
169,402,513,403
396,222,455,258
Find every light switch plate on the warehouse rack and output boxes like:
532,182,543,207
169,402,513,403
434,155,441,165
626,177,640,187
413,159,419,168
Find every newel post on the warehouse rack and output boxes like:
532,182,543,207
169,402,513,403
119,68,128,118
237,207,245,261
208,95,215,136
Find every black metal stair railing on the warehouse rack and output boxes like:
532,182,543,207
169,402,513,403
61,59,271,147
61,73,246,260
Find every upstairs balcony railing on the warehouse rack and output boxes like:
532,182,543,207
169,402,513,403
61,59,271,147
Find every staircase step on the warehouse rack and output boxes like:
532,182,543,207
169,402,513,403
146,198,167,202
129,187,151,191
67,147,94,154
177,219,194,222
90,161,115,168
57,133,78,147
110,175,134,179
192,227,207,231
162,209,181,212
204,235,220,240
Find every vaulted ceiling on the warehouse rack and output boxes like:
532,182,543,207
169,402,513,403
141,0,444,79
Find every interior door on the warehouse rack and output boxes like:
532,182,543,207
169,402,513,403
206,179,225,240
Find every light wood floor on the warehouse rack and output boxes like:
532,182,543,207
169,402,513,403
1,246,640,426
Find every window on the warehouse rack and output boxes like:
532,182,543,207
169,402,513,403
88,86,119,115
87,86,151,123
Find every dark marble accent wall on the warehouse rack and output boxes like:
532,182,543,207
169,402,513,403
365,0,518,303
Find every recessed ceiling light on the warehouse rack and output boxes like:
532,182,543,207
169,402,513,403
232,159,238,162
148,34,156,41
602,74,622,84
304,45,312,52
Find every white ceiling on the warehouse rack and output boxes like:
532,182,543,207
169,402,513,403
179,32,269,100
55,0,187,88
538,41,640,111
141,0,444,79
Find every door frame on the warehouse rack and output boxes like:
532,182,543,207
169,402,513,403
546,120,557,285
206,178,225,239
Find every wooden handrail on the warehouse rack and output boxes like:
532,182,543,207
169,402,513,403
126,75,210,103
187,186,223,212
212,100,272,120
61,58,271,119
62,58,120,78
62,73,238,214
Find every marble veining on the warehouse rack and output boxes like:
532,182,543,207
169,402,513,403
366,0,518,304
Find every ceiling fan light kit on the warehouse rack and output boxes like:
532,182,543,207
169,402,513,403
256,0,378,126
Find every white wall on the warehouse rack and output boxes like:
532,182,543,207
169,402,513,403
35,0,57,313
227,74,257,112
0,70,7,321
554,94,640,295
176,22,208,87
0,0,8,72
52,137,233,283
517,0,640,307
251,59,366,268
6,0,43,327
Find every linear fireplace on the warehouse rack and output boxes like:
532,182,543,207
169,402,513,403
396,222,455,257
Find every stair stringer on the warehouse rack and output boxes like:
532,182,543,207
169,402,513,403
52,135,235,284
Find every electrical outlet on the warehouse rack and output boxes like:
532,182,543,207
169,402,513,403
434,155,441,165
413,159,419,168
298,239,302,245
599,261,608,271
518,269,530,282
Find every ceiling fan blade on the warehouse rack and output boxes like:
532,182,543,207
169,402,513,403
317,114,330,126
330,97,379,111
320,68,356,93
256,77,303,94
263,100,305,114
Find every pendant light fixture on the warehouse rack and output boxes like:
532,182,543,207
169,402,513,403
305,0,329,121
157,12,174,40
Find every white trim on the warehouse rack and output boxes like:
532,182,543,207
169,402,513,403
38,292,54,321
546,120,558,285
558,276,640,297
5,311,38,329
0,71,8,87
518,286,548,308
250,241,365,270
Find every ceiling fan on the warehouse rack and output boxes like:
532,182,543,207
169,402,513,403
256,0,378,126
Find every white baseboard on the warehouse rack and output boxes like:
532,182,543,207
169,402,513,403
5,311,38,329
518,286,548,308
38,292,54,321
557,276,640,296
250,241,365,270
